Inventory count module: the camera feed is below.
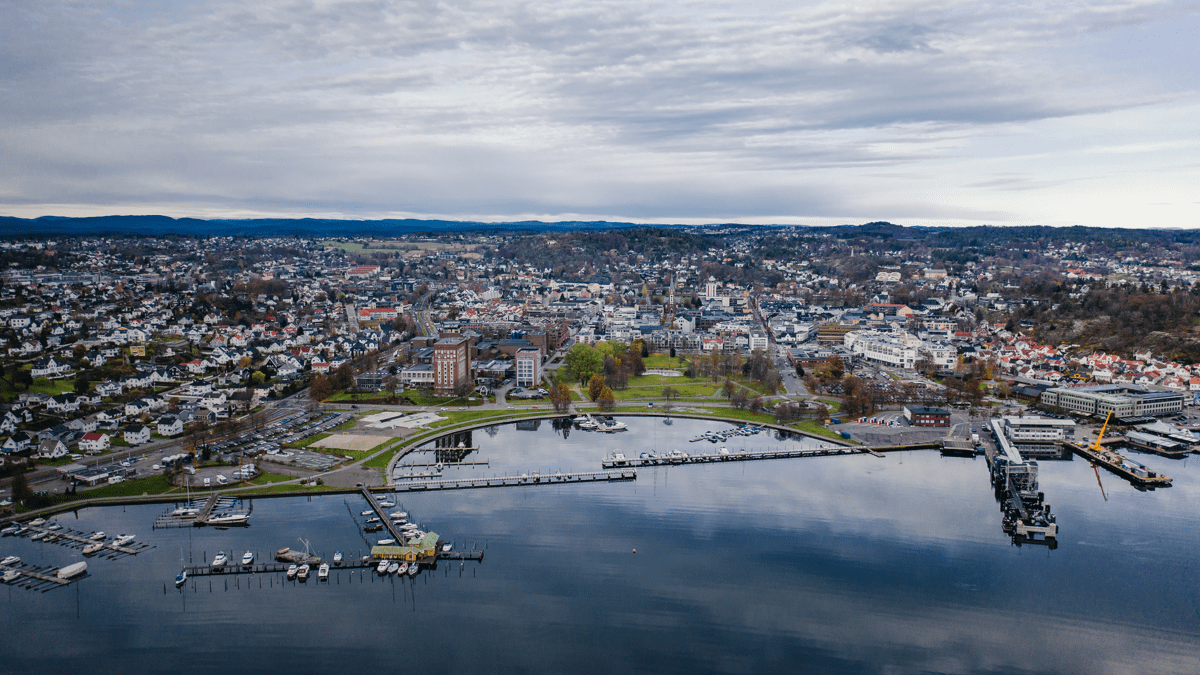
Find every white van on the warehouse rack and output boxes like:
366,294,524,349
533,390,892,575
183,466,196,475
216,475,228,485
203,477,211,487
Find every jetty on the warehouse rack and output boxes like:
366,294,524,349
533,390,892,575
0,561,74,591
391,469,636,492
1066,412,1172,488
10,524,149,556
179,548,485,579
602,446,869,468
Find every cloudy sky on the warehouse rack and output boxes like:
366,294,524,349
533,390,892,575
2,0,1198,227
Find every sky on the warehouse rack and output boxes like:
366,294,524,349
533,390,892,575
1,0,1198,228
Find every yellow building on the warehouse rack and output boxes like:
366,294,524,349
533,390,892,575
371,531,440,561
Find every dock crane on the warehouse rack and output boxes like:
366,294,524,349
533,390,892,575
1090,411,1113,500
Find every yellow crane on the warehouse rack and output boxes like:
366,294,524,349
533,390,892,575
1090,410,1114,453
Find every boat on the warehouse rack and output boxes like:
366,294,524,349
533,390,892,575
365,517,381,523
83,542,105,555
318,563,329,580
718,447,730,455
29,518,46,527
333,551,343,563
47,524,62,531
377,538,396,546
1,555,19,566
389,511,407,519
241,551,254,566
114,534,136,546
43,534,58,543
171,506,200,518
211,551,228,567
609,452,627,465
88,532,106,541
401,523,419,531
386,561,399,574
601,420,628,432
1,525,19,536
30,531,45,541
4,570,22,583
376,560,390,574
364,523,383,532
286,564,298,579
442,542,453,552
296,563,310,580
360,510,374,516
407,563,418,576
56,561,88,579
206,512,249,526
378,500,395,508
175,569,188,587
397,562,408,575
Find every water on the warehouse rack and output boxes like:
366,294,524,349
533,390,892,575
2,416,1198,674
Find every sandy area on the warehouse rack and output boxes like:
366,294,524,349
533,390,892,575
311,434,393,451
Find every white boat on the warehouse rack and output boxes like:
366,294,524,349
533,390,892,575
365,517,381,523
83,542,106,555
174,569,187,587
401,523,419,531
360,510,374,516
47,524,62,531
375,560,390,574
407,563,418,576
171,506,200,518
397,562,408,575
286,564,298,579
386,561,399,574
211,551,228,567
296,564,310,580
206,513,249,526
56,561,87,579
377,538,396,546
241,551,254,566
333,551,343,563
318,563,329,580
378,500,395,508
30,531,45,541
602,420,628,432
389,511,407,519
89,532,106,541
1,555,20,566
1,525,19,536
114,534,136,546
4,570,22,583
29,518,46,527
718,447,730,455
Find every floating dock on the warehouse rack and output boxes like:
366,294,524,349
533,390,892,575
391,470,637,491
1066,442,1172,488
602,446,869,468
7,524,151,557
0,561,77,591
179,550,484,579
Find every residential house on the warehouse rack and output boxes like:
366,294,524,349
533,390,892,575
36,439,68,459
79,432,111,454
124,425,151,445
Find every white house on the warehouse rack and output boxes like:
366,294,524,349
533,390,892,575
124,425,151,445
31,357,70,378
199,392,227,410
79,432,111,453
156,415,183,437
36,439,68,459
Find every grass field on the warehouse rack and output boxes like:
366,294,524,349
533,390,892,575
611,383,719,400
287,432,331,448
791,419,849,441
80,474,182,498
0,377,77,398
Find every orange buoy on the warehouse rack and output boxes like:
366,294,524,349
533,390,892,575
632,549,636,553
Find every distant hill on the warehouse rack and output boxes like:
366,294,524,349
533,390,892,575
0,215,706,238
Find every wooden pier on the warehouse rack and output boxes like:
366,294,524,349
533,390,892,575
0,561,73,591
194,493,221,523
24,526,143,555
180,550,485,578
360,487,409,544
402,460,490,467
602,446,870,468
391,469,637,492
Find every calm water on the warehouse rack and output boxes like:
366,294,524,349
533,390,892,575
2,416,1198,675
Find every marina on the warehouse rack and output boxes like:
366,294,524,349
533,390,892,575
1066,413,1173,488
602,445,871,468
3,522,153,558
0,559,79,592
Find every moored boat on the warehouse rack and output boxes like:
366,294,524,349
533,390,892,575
1,555,20,566
211,551,228,567
114,534,136,546
206,512,249,526
3,570,22,583
375,560,389,574
397,562,408,575
241,551,254,566
377,538,396,546
296,563,310,580
407,562,418,576
286,564,298,579
56,561,87,579
333,551,343,563
29,518,46,527
386,561,399,574
442,542,453,552
88,531,106,541
174,569,187,587
83,542,105,555
318,563,330,580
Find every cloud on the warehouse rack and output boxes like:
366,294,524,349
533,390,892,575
1,1,1198,226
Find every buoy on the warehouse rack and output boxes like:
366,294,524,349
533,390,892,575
632,549,636,553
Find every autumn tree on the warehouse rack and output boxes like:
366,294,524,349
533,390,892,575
588,373,607,401
596,387,615,411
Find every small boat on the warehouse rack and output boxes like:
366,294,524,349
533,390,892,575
401,523,419,531
83,542,105,555
47,524,62,531
286,564,298,579
363,523,383,532
89,532,107,541
1,556,20,566
30,531,45,541
718,447,730,455
386,561,399,574
390,511,408,519
296,564,310,580
377,538,396,546
333,551,343,563
318,563,329,580
365,517,381,523
378,500,395,508
3,570,22,583
171,506,200,517
241,551,254,566
206,513,249,526
1,525,19,536
397,562,408,575
211,551,228,567
360,510,374,516
29,518,46,527
114,534,136,546
407,563,418,576
376,560,390,574
56,561,88,579
442,542,453,552
174,569,187,587
43,534,59,543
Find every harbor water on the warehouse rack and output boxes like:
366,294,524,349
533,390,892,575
2,416,1198,674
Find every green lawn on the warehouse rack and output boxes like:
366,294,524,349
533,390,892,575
244,472,294,486
0,377,77,398
81,474,183,498
287,432,331,448
791,420,847,441
612,383,719,400
235,483,342,495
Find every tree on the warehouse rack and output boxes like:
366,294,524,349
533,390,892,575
588,373,607,401
628,351,646,377
596,387,615,411
748,396,764,414
14,369,33,391
549,381,572,413
73,373,92,395
309,373,333,401
10,468,32,504
722,380,737,399
661,385,678,400
731,389,748,409
251,371,266,386
563,343,603,387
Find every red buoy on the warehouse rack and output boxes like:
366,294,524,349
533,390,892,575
632,549,636,553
